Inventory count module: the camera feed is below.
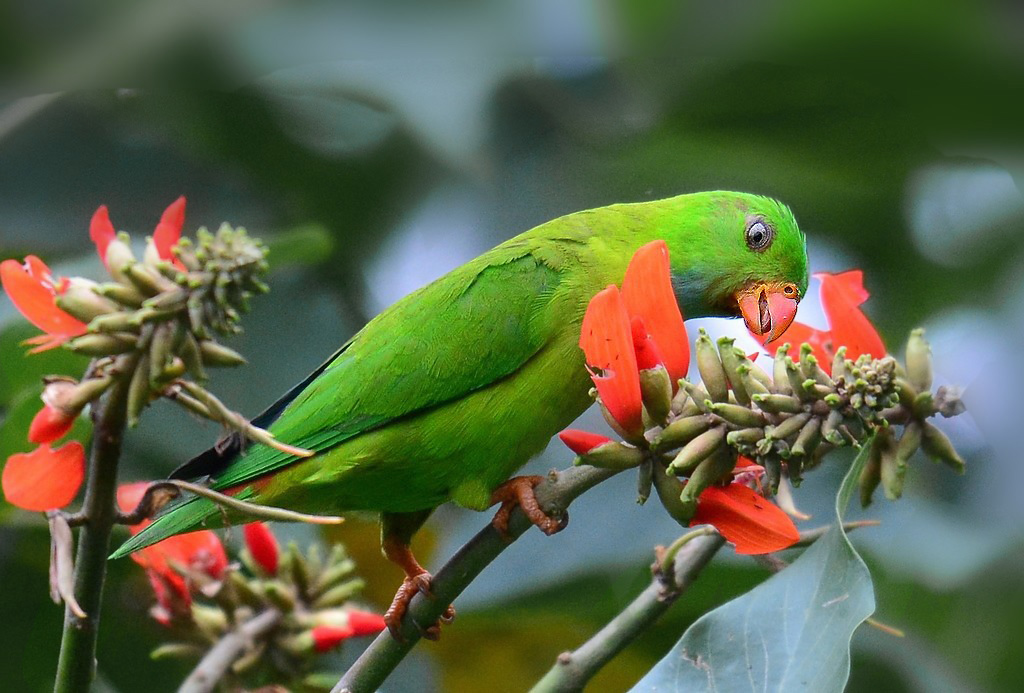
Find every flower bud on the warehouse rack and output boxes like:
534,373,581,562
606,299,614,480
66,333,138,356
790,417,822,460
710,402,765,428
573,440,645,470
559,430,614,456
897,422,922,466
774,344,793,394
831,346,850,381
736,364,770,398
752,393,803,414
667,426,725,475
905,328,932,392
653,415,711,451
920,421,965,474
860,436,883,507
726,427,765,446
875,428,903,500
639,365,673,425
695,330,728,403
766,412,811,442
677,448,736,517
652,461,693,525
717,338,750,405
103,234,137,283
95,282,145,307
199,340,248,367
55,280,119,322
636,459,653,504
243,522,280,576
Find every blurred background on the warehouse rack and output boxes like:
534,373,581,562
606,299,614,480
1,0,1023,691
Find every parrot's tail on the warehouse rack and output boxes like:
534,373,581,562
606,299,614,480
109,494,226,560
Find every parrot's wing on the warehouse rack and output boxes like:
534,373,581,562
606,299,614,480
199,245,571,491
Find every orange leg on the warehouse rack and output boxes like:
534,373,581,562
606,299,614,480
490,475,568,538
381,512,455,641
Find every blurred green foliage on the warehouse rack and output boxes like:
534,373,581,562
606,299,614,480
1,0,1022,691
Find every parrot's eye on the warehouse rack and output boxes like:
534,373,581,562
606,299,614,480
745,219,774,252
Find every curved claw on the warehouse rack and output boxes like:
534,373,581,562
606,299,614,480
383,572,457,642
490,475,568,538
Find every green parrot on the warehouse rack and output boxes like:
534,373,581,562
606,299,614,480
112,191,808,634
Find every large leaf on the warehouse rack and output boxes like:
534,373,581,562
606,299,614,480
632,443,876,693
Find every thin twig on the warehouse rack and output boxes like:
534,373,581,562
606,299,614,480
530,531,726,693
166,480,344,525
332,465,622,693
177,608,282,693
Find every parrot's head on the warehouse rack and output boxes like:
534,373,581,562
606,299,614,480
664,192,809,343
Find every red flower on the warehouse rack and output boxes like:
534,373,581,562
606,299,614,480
580,285,643,435
558,430,615,456
90,205,117,266
691,483,800,554
311,611,387,652
152,196,186,263
117,482,228,607
243,522,280,576
621,241,689,385
28,404,76,444
578,241,691,436
0,256,88,352
758,270,884,374
2,442,86,511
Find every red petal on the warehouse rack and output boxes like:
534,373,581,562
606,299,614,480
2,442,85,511
243,522,279,576
579,285,642,434
690,483,800,555
153,196,186,262
817,271,885,362
558,429,614,455
621,241,690,386
815,270,869,306
28,404,76,444
90,205,116,266
312,625,356,652
630,316,665,371
1,257,87,343
346,610,387,637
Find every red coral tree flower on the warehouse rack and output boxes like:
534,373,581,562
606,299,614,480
311,611,387,652
1,442,86,511
117,483,228,614
691,483,800,555
0,256,87,352
758,270,885,374
565,242,799,555
243,522,280,576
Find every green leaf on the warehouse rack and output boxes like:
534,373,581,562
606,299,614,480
632,442,876,693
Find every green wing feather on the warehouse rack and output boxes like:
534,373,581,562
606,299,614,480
210,245,565,489
112,236,581,559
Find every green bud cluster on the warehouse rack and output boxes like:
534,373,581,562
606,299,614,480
154,540,369,686
579,329,966,525
56,225,269,428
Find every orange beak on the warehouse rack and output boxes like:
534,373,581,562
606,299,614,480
736,282,799,343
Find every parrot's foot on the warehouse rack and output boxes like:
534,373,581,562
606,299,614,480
383,573,457,641
490,475,568,539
